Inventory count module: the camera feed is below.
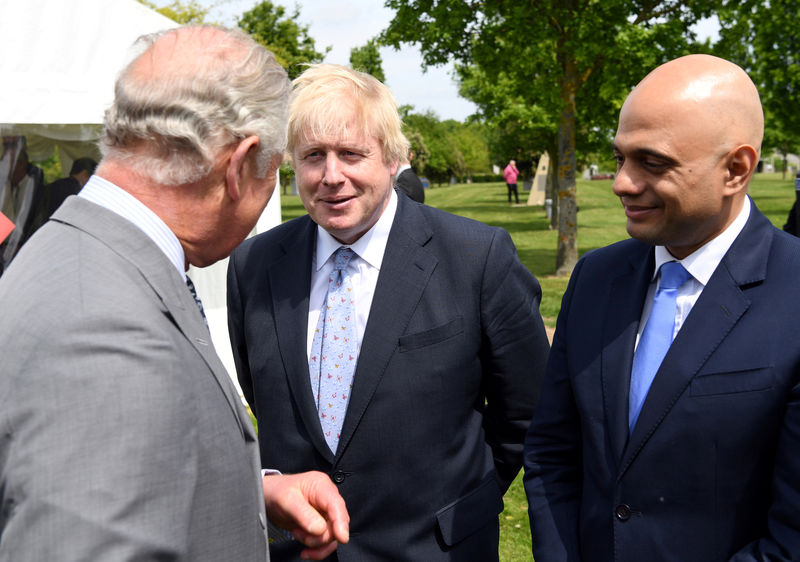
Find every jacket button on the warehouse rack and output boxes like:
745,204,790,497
615,504,631,521
332,470,346,484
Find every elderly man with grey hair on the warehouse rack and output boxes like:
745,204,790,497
0,26,347,561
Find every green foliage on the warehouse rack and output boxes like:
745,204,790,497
381,0,720,275
238,1,330,79
715,0,800,158
401,128,429,174
349,39,386,82
402,111,491,184
278,161,295,193
33,151,62,185
137,0,208,24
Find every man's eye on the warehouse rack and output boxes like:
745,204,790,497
643,159,666,170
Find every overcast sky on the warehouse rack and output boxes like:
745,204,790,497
202,0,479,122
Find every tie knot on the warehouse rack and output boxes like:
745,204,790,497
333,247,354,272
658,261,691,290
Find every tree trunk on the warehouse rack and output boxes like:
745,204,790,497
555,56,579,277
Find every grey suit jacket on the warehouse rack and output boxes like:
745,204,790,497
0,197,268,561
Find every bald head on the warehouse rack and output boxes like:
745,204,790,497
612,54,763,258
622,54,763,158
128,27,244,92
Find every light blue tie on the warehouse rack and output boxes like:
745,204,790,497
309,247,358,453
628,261,691,433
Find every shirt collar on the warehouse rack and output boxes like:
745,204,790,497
653,195,751,284
79,175,187,280
314,188,398,271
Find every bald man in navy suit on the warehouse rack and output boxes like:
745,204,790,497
524,54,800,561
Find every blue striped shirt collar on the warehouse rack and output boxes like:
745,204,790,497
79,175,186,280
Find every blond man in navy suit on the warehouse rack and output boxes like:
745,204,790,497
228,64,549,561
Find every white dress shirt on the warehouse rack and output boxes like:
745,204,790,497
636,196,751,345
306,189,398,360
79,175,186,280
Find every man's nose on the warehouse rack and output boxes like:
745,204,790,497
322,153,345,185
612,162,644,198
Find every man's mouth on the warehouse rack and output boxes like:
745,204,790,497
321,195,355,208
622,203,658,219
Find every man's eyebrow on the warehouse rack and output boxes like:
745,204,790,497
611,144,678,165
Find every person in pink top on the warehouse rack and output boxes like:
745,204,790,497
503,159,520,204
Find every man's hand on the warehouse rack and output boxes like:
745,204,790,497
262,471,350,560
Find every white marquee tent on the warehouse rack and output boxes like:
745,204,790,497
0,0,178,166
0,0,282,387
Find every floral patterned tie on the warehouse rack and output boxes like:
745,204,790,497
309,247,358,453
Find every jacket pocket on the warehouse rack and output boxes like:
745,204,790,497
398,317,463,352
435,474,504,546
690,366,774,396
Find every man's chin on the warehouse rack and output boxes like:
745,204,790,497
626,224,661,246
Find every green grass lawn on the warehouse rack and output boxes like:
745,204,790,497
278,172,797,560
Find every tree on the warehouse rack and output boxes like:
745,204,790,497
350,39,386,82
403,127,431,175
458,64,559,224
238,1,330,79
137,0,208,24
715,0,800,178
445,120,490,180
404,111,451,184
382,0,717,275
402,110,491,184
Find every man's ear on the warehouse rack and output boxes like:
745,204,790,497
225,136,260,201
725,144,758,195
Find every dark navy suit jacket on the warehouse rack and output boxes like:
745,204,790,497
524,200,800,561
228,191,550,560
395,167,425,203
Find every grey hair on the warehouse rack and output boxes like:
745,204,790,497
100,26,290,185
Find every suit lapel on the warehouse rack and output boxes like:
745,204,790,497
620,202,772,475
53,197,256,442
602,244,653,463
166,271,258,442
335,197,438,462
